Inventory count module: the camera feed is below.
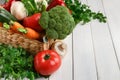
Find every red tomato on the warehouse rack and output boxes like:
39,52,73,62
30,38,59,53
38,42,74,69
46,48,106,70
23,13,43,32
34,50,61,76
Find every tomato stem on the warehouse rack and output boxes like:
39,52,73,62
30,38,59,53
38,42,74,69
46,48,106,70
44,54,50,60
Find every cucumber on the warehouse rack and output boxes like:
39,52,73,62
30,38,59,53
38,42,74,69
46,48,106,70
0,8,17,23
0,13,11,23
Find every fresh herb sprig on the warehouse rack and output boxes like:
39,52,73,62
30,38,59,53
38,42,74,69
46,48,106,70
0,43,40,80
65,0,107,24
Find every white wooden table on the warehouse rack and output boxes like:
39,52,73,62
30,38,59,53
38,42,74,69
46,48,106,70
41,0,120,80
1,0,120,80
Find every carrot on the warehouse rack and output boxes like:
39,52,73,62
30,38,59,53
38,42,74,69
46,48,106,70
22,27,40,40
0,22,3,27
10,21,24,33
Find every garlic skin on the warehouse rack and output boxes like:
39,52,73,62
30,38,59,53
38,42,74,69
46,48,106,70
51,41,67,58
10,1,28,20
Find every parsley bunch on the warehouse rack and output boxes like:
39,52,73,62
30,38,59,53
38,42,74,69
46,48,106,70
0,43,40,80
65,0,107,24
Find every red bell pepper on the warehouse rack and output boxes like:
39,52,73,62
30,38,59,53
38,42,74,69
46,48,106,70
23,13,43,32
1,0,15,11
47,0,66,11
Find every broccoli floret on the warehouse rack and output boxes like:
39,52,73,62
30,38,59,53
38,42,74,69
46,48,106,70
39,6,75,39
39,11,49,29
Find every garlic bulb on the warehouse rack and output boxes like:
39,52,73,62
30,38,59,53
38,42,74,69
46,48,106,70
10,1,28,20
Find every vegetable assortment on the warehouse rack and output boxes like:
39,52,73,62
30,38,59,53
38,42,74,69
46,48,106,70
0,0,106,79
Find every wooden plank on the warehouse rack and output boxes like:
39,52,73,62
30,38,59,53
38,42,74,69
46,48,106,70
36,78,48,80
86,0,120,80
73,23,97,80
72,0,98,80
102,0,120,67
49,35,73,80
73,0,98,79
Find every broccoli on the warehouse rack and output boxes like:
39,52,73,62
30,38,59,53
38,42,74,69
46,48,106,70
39,6,75,39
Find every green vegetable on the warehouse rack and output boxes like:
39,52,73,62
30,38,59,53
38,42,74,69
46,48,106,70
35,0,48,12
21,0,39,16
0,7,17,23
21,0,48,15
39,6,75,39
3,22,10,29
64,0,107,24
0,43,40,80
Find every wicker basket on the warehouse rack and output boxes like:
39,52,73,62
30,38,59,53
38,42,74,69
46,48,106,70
0,27,55,55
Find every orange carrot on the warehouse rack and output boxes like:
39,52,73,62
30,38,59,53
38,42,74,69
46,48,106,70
10,21,24,33
23,27,40,40
0,22,3,27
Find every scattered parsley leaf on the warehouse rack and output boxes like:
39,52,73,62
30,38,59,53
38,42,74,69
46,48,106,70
65,0,107,24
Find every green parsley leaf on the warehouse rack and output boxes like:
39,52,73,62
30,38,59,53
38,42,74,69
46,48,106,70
65,0,107,24
0,43,41,80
